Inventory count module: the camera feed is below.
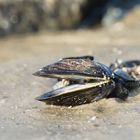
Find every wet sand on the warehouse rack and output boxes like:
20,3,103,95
0,9,140,140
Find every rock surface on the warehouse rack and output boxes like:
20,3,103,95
0,13,140,139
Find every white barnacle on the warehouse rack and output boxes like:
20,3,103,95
53,79,70,90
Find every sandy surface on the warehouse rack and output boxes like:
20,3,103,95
0,9,140,140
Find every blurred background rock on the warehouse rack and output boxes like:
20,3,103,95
0,0,139,36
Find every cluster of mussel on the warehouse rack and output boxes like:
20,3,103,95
33,56,140,106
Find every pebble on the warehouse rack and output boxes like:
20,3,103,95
0,99,5,104
88,116,96,122
112,48,123,55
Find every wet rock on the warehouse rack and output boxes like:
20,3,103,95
79,0,109,27
0,0,44,36
0,0,86,36
42,0,86,29
102,0,140,26
0,0,139,36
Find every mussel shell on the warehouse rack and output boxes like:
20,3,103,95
110,60,140,81
114,69,140,89
36,80,115,106
110,60,140,70
62,56,94,61
118,60,140,68
33,57,113,81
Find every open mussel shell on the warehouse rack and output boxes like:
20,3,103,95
36,80,115,106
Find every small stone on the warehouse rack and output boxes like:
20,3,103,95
112,48,123,55
0,99,5,104
1,126,4,129
88,116,96,122
118,125,122,128
68,106,72,109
